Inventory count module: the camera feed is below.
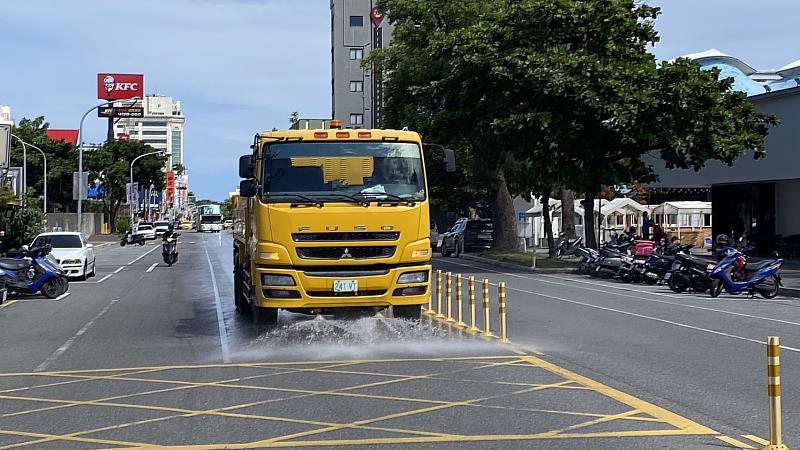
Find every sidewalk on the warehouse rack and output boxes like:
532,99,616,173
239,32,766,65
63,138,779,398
88,233,120,243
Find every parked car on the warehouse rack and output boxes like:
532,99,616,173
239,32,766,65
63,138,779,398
135,222,156,240
440,218,494,257
153,221,170,237
223,219,234,229
31,232,96,280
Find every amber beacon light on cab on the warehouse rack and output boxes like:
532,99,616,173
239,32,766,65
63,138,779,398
233,120,455,326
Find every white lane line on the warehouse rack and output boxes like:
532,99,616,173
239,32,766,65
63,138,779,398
34,297,121,372
113,266,125,274
442,259,800,326
55,292,71,301
438,258,800,353
146,263,158,273
95,274,112,284
127,246,159,265
203,245,231,363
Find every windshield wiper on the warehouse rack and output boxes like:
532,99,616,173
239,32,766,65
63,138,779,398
316,193,369,207
264,193,323,207
359,192,417,205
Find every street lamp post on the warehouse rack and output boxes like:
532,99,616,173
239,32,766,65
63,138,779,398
76,97,140,232
11,135,47,214
130,150,163,228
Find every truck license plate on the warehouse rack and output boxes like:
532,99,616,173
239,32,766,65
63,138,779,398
333,280,358,293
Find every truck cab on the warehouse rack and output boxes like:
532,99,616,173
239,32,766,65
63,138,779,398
233,127,433,326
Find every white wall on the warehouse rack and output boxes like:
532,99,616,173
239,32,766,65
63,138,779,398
775,180,800,236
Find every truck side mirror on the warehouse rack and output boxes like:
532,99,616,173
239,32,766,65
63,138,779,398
239,155,255,179
240,179,257,198
443,149,456,173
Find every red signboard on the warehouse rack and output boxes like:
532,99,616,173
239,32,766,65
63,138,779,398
165,170,175,203
97,73,144,100
46,129,79,145
370,7,385,27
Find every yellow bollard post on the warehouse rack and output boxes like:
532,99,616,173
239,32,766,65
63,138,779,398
456,274,464,326
468,276,478,331
482,279,491,336
764,336,789,450
445,272,453,322
498,282,509,343
435,270,443,318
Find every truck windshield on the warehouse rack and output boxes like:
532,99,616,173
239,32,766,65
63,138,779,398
262,141,426,202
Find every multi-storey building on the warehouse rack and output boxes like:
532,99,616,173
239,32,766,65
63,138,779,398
114,94,184,169
330,0,393,129
114,94,187,220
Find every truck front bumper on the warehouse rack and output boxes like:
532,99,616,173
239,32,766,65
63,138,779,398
254,264,431,309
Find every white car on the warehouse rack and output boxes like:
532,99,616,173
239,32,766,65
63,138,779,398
32,232,96,280
153,221,170,237
135,222,156,240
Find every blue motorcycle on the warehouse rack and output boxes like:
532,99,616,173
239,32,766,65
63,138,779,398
708,247,782,299
0,244,69,299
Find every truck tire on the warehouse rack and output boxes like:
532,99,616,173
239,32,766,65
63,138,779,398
394,304,421,321
252,305,278,332
233,250,244,313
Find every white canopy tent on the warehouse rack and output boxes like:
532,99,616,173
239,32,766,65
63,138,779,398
651,201,712,241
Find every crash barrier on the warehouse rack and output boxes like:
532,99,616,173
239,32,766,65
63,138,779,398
765,336,790,450
423,269,509,342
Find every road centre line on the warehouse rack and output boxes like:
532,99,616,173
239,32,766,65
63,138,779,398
441,259,800,327
146,263,158,273
113,266,124,274
34,297,122,372
95,274,112,284
203,245,231,363
127,246,159,265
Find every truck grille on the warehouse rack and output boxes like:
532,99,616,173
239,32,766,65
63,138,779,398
296,246,396,260
292,232,400,242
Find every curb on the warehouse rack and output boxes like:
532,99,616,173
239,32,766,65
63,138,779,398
459,254,577,274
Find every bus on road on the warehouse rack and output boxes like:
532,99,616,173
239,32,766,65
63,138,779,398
196,204,223,232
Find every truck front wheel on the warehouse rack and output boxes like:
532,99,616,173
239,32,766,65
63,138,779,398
252,305,279,332
233,251,244,313
394,304,421,321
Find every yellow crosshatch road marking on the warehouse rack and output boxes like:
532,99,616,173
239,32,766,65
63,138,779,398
0,354,743,450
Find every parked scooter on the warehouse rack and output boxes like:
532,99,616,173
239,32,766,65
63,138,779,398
666,252,716,293
120,230,146,247
708,248,783,298
0,244,68,299
575,246,600,275
555,233,583,257
643,240,694,284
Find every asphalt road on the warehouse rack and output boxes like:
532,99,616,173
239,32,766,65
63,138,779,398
0,232,790,449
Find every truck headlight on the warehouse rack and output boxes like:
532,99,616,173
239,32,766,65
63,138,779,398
398,271,428,284
261,274,296,286
412,249,430,258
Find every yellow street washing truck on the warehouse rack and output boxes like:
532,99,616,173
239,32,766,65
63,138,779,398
233,123,449,326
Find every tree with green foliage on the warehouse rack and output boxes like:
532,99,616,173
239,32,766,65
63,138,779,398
84,140,167,232
9,117,79,212
5,192,45,251
373,0,777,251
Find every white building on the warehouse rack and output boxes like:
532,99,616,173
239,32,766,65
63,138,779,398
114,95,184,169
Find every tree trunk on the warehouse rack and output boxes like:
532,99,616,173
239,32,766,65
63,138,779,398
560,188,576,239
490,167,519,251
582,192,598,249
541,188,556,258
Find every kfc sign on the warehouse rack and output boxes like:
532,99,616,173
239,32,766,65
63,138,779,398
97,73,144,100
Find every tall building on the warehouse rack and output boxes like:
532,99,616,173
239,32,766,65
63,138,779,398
330,0,393,129
114,94,187,220
114,94,185,169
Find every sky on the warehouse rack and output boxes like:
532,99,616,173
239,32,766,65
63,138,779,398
1,0,799,201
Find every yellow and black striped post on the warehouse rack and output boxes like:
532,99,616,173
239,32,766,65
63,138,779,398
456,273,464,326
764,336,789,450
498,282,508,343
468,276,477,331
435,270,443,318
445,272,453,322
482,279,491,336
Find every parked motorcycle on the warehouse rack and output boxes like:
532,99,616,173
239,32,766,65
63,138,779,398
555,233,583,257
0,244,68,299
162,234,179,266
120,230,146,247
708,248,782,298
666,252,716,293
643,242,693,284
575,246,600,275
